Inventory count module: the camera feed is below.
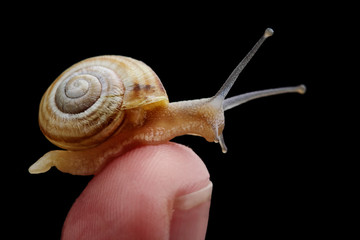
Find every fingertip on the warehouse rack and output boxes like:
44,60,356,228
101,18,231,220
62,143,211,239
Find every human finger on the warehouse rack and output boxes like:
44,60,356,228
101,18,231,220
62,142,212,240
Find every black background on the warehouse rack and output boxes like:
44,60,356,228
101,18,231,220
4,3,343,239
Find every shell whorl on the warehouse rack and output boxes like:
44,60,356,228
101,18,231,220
39,56,168,150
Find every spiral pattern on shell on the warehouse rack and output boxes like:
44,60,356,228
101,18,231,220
39,56,168,150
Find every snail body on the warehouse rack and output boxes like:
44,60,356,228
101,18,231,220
29,28,306,175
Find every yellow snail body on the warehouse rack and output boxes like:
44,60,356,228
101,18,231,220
29,28,306,175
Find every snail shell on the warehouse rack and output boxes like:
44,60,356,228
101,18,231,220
39,56,168,150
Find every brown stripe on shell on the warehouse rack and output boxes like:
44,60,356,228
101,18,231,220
150,69,166,94
124,58,144,103
119,56,168,109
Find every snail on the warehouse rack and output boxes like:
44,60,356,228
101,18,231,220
29,28,306,175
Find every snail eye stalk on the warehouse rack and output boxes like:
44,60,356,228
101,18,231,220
209,28,306,152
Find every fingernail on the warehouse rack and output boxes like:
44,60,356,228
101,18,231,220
171,182,213,240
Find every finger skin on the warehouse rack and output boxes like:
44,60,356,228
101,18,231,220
62,142,211,240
